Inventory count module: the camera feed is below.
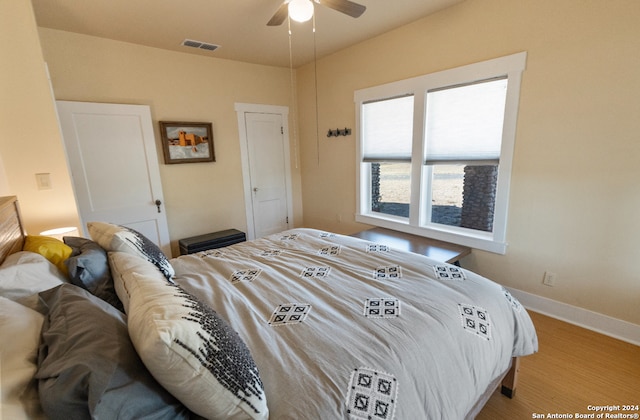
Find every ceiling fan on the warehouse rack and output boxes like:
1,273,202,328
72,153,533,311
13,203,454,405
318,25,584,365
267,0,366,26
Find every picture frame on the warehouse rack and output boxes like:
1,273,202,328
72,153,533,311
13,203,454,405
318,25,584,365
159,121,215,164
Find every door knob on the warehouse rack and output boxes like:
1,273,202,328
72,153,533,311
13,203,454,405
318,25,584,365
253,187,259,192
155,199,162,213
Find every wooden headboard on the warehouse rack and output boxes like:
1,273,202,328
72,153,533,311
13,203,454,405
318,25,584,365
0,196,26,264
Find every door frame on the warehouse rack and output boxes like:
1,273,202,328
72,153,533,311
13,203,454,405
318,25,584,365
235,103,294,240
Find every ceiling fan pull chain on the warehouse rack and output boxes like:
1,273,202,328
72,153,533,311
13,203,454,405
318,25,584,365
313,12,320,165
288,15,300,169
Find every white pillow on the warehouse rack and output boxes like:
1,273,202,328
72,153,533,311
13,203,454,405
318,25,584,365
0,296,45,419
111,252,268,419
0,251,67,312
108,251,169,314
87,222,175,280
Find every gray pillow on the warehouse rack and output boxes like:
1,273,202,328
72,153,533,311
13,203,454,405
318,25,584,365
35,284,190,420
64,236,124,312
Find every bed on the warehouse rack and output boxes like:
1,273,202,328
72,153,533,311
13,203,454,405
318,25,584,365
0,195,538,419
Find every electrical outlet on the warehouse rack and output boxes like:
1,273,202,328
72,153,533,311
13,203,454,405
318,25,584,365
542,271,557,287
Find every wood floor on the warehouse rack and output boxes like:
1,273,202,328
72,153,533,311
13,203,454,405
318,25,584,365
477,311,640,419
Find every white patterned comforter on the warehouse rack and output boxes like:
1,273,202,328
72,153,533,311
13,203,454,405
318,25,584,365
172,228,538,419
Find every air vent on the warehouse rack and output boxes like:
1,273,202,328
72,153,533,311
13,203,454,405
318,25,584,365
181,39,220,52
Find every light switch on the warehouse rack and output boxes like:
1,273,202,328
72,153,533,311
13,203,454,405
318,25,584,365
35,173,52,190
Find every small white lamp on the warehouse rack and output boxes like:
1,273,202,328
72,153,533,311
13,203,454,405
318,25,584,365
289,0,314,23
40,227,80,241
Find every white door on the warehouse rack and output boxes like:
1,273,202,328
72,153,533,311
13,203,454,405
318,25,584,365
56,101,172,256
236,104,293,239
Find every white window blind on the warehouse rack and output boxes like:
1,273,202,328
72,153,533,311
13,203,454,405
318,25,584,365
424,78,508,165
362,95,414,162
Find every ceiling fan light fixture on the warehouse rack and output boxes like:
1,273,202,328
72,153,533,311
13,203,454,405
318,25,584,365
288,0,314,23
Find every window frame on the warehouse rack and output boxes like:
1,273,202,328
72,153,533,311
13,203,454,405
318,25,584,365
354,52,527,254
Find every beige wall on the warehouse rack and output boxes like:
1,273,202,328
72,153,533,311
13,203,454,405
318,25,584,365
297,0,640,325
37,29,302,257
0,0,80,234
3,0,638,327
0,155,10,195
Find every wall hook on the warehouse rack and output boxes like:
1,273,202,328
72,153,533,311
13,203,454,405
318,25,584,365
327,127,352,137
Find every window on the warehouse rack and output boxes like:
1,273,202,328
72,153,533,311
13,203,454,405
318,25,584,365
362,95,413,219
355,53,526,254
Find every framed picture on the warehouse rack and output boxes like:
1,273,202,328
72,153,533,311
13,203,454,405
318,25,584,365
159,121,215,164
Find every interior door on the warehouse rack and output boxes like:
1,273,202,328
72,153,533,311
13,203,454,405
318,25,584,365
56,101,172,256
245,112,290,238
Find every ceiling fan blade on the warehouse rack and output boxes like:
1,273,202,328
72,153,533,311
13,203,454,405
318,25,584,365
319,0,366,18
267,2,289,26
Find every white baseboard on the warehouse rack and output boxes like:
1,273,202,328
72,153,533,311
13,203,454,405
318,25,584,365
507,287,640,347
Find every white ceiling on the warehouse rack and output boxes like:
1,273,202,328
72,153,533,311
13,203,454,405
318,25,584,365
31,0,464,68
